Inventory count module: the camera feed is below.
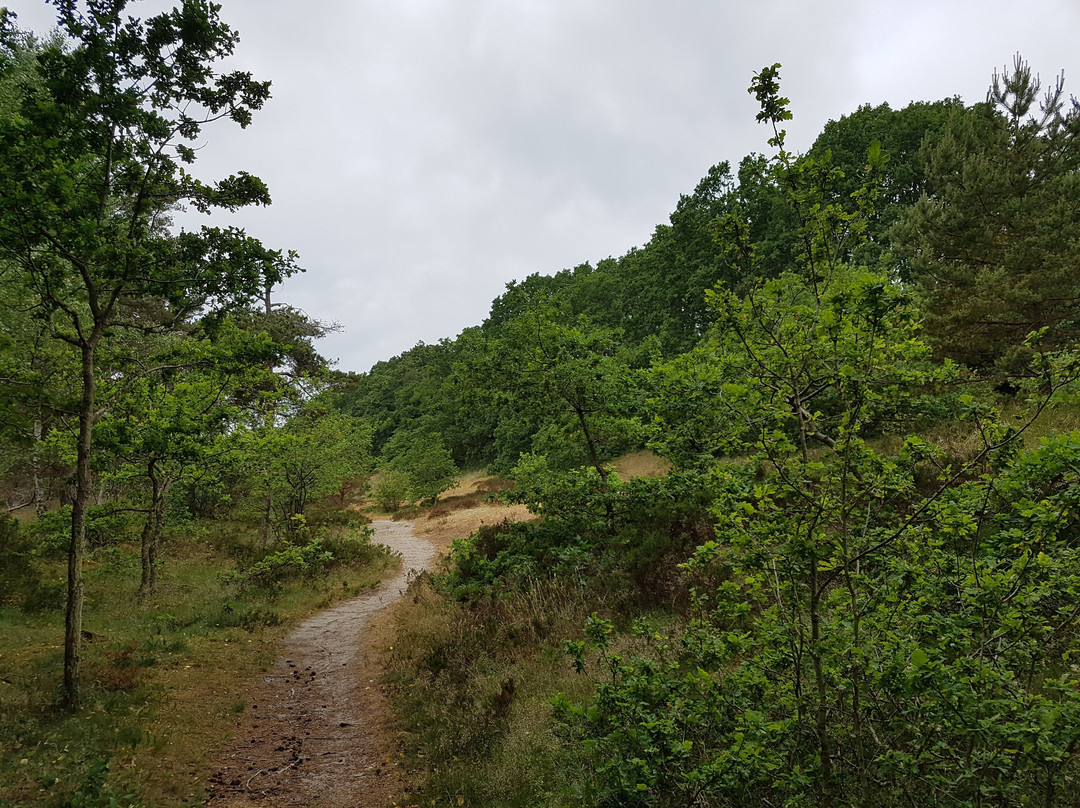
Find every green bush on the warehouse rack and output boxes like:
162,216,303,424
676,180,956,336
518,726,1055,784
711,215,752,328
371,469,411,511
222,536,333,590
320,525,390,565
27,506,139,555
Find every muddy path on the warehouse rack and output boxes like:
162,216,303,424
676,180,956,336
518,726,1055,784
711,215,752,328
206,521,435,808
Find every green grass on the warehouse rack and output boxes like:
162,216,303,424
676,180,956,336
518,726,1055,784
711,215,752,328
0,515,396,807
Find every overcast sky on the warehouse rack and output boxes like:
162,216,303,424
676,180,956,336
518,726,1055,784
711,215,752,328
8,0,1080,373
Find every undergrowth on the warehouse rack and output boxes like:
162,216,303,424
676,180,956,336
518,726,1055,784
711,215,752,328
383,473,712,806
385,573,602,806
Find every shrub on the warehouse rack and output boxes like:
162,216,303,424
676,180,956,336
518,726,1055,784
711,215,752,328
222,536,333,590
372,469,411,511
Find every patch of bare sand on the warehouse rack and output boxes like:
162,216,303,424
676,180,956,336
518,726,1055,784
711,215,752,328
413,501,535,553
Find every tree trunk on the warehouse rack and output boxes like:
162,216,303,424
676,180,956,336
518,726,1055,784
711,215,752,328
64,341,96,708
32,415,47,517
572,405,614,521
261,491,273,544
573,405,608,484
809,562,833,808
138,461,164,600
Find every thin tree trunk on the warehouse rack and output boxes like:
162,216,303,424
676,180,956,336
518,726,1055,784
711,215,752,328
64,341,96,708
261,492,273,544
573,405,614,521
32,415,47,517
810,562,833,808
573,405,607,484
260,282,275,543
138,461,162,600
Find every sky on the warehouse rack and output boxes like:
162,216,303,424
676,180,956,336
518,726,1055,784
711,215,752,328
7,0,1080,374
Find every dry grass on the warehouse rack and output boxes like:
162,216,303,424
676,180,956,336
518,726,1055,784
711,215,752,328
389,471,535,552
380,574,598,807
415,501,534,551
441,469,515,499
610,449,672,480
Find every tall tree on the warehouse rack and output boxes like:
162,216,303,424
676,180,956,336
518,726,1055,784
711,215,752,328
809,97,961,270
0,3,297,706
478,298,643,479
893,56,1080,371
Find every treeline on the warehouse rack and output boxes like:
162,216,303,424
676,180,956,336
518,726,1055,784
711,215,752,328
337,77,1061,473
371,60,1080,806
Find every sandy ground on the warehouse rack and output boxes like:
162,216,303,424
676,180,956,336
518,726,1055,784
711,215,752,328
205,521,435,808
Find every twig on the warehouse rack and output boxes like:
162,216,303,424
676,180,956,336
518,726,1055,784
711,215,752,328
245,757,301,789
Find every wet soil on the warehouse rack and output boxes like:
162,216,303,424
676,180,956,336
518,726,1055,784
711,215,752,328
206,521,434,808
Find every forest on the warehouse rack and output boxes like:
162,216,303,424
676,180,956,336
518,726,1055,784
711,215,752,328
4,2,1080,807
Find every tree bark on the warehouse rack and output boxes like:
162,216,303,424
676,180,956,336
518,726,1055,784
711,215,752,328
810,562,833,808
64,341,96,708
32,415,47,517
138,460,163,600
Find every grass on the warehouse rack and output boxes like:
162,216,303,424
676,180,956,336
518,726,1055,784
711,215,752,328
0,512,396,807
609,449,672,481
382,574,601,807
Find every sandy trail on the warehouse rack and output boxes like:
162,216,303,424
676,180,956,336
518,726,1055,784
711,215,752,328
207,520,435,808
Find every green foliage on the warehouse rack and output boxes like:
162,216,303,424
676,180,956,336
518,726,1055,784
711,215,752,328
239,404,373,533
384,574,596,808
895,55,1080,372
473,300,646,478
561,430,1080,807
548,62,1080,808
27,507,139,555
445,518,606,599
64,759,138,808
809,97,961,269
388,433,459,505
0,1,300,704
371,468,412,512
508,453,614,526
222,530,333,591
450,465,714,601
0,513,65,613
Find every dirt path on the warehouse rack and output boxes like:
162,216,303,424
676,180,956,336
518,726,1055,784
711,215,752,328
206,521,435,808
